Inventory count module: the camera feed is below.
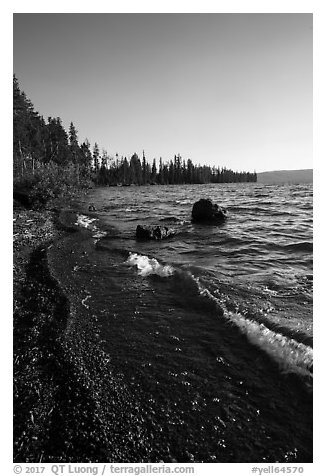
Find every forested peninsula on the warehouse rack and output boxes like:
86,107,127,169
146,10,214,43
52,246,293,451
14,75,256,208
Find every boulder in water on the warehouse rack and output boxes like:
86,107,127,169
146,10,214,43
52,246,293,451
192,198,227,224
136,224,176,241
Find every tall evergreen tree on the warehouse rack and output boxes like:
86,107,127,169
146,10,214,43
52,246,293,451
46,117,70,166
158,157,164,185
69,122,80,163
80,139,93,178
93,143,100,173
122,157,130,185
151,159,157,183
13,75,47,175
130,153,142,185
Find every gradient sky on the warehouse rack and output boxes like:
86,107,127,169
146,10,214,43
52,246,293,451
13,13,312,172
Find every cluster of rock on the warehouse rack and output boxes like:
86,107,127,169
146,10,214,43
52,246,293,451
136,225,176,241
135,198,227,241
87,198,226,241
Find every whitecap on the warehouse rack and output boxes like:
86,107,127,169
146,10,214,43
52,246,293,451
224,310,313,378
75,214,97,229
192,275,313,378
126,253,175,277
92,230,107,239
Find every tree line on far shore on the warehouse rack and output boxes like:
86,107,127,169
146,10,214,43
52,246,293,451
13,75,257,204
95,153,257,186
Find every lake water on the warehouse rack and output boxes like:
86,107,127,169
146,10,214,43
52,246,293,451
52,182,313,462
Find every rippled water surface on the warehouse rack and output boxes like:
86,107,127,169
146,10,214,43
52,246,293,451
86,182,312,336
63,182,313,462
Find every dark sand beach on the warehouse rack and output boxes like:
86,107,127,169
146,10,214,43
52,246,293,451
13,206,164,463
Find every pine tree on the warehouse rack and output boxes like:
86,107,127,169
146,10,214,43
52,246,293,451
142,150,147,185
151,159,157,183
93,143,100,173
158,157,164,185
123,157,130,185
168,160,175,184
80,139,93,178
46,117,70,166
69,122,80,163
13,75,47,175
130,153,142,185
101,149,109,169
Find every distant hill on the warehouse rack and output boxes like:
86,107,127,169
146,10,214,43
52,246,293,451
257,169,313,184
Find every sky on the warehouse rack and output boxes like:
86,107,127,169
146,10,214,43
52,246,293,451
13,13,312,173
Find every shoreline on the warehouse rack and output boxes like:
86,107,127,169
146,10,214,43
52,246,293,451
13,205,77,462
13,204,156,463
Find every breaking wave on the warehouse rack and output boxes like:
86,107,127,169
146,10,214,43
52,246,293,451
224,311,313,378
125,252,313,379
75,214,108,241
126,253,175,277
192,276,313,379
75,214,97,229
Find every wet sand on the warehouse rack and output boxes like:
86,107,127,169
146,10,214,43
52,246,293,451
13,207,157,462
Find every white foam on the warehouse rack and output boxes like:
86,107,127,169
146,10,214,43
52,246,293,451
175,199,192,205
76,214,97,229
126,253,175,277
92,230,107,239
195,278,313,378
75,214,107,241
225,311,313,378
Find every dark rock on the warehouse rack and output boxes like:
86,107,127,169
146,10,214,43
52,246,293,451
192,198,227,224
88,204,96,211
136,225,176,241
